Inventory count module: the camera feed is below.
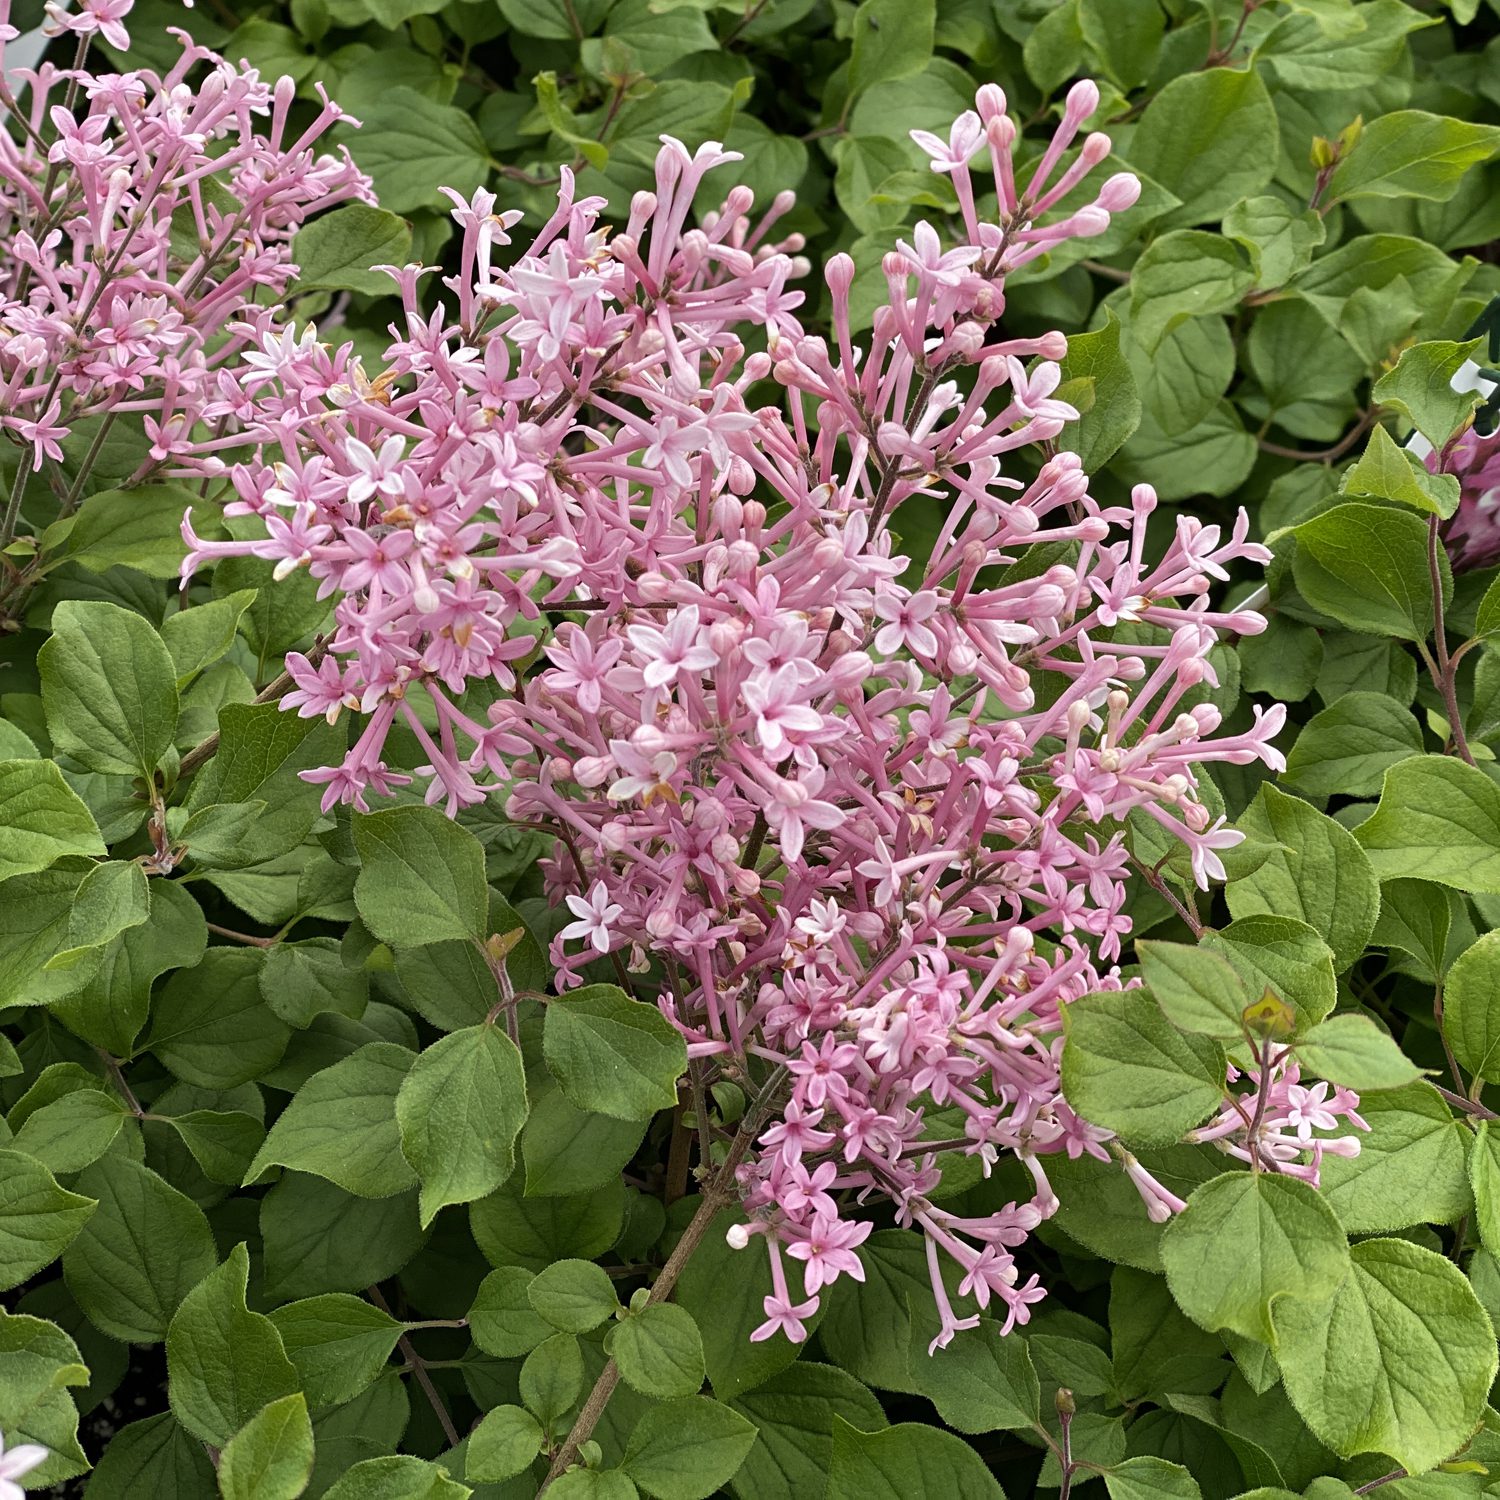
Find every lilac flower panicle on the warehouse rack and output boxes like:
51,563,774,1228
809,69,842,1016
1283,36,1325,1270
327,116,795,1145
0,0,368,526
177,78,1364,1350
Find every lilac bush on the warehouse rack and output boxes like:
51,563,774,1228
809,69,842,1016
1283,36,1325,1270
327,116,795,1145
5,1,1500,1493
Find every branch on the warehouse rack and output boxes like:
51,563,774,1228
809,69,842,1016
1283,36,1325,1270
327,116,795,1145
539,1067,786,1490
367,1285,461,1449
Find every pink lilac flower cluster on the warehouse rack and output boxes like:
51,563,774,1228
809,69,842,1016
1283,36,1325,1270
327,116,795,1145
1186,1053,1367,1183
0,0,369,537
1436,424,1500,572
179,78,1362,1349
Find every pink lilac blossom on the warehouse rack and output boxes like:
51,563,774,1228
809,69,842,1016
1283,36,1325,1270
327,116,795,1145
0,0,369,538
1435,424,1500,572
179,77,1363,1350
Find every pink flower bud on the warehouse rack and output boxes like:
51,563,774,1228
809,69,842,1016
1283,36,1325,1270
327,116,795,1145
1096,172,1141,212
975,83,1007,123
1065,79,1101,126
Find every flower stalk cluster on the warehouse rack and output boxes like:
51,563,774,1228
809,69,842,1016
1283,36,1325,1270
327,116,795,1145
0,0,369,552
173,76,1367,1349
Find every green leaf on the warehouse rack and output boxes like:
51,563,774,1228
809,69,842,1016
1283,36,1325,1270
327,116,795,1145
1284,692,1424,800
1126,314,1234,440
0,759,104,881
185,702,342,871
10,1089,127,1173
1329,110,1500,204
39,600,179,778
0,1308,90,1485
1060,990,1226,1146
261,1174,426,1301
1258,0,1433,91
166,1242,300,1447
826,1418,1005,1499
472,1175,625,1272
1160,1172,1350,1345
1128,66,1278,228
519,1331,584,1425
1135,940,1250,1040
212,555,328,660
396,1023,528,1226
496,0,609,36
1223,196,1325,289
343,87,491,213
65,483,208,579
63,1156,215,1342
291,204,411,296
319,1453,471,1499
1055,310,1141,468
466,1404,543,1483
50,858,150,970
727,1364,888,1500
849,0,934,94
1446,929,1500,1080
1372,337,1485,451
79,1412,217,1496
1370,878,1455,982
158,1108,264,1186
1339,423,1460,519
246,1042,417,1198
0,864,97,1009
1104,1457,1201,1500
267,1294,404,1408
1291,503,1442,642
469,1267,554,1358
1237,616,1322,703
623,1396,758,1500
606,1303,706,1398
1022,0,1085,93
904,1315,1040,1433
218,1393,315,1500
1275,1237,1497,1472
1128,231,1254,353
392,889,544,1030
1355,755,1500,891
816,1229,935,1395
1469,1120,1500,1257
1319,1082,1471,1232
543,984,688,1121
354,805,489,947
50,875,204,1055
1475,578,1500,642
522,1090,649,1197
0,1148,96,1292
1109,1266,1227,1403
1294,1015,1423,1091
1078,0,1162,89
146,947,291,1090
260,937,369,1029
161,590,258,686
1226,785,1380,973
526,1258,619,1335
548,1472,638,1500
1114,398,1256,501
